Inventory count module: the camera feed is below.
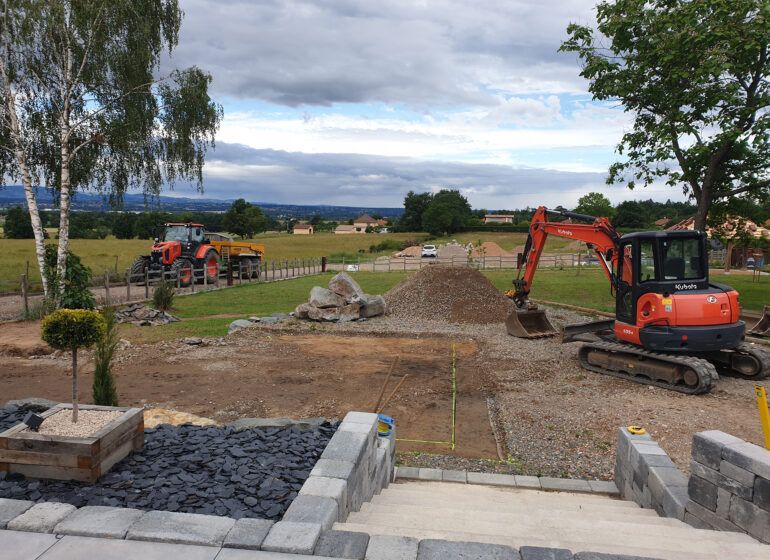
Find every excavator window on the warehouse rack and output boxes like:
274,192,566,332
661,237,703,280
639,241,656,283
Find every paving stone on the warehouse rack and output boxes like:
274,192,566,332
467,472,517,487
53,506,144,539
719,460,756,487
125,510,235,546
0,529,59,559
661,486,688,521
721,441,770,480
715,487,731,518
395,466,419,480
417,468,442,481
261,521,322,554
683,511,711,530
311,459,356,481
441,470,467,483
692,431,744,470
343,412,378,425
688,475,717,511
574,553,659,560
314,529,370,559
514,475,541,489
729,495,770,542
690,460,752,499
338,421,377,440
7,502,76,533
539,478,591,493
685,499,742,532
754,476,770,512
365,534,419,560
417,539,519,559
520,546,573,559
0,498,34,529
222,518,274,550
587,480,618,495
299,477,348,520
282,495,338,529
648,467,687,503
37,534,219,560
321,431,369,464
217,551,333,560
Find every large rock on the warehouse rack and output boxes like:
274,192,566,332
295,303,313,319
328,273,365,303
359,294,386,318
338,303,361,322
308,306,341,322
309,287,346,309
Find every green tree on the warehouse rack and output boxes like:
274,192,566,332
421,189,473,236
111,213,135,239
41,309,106,422
574,192,614,219
0,0,222,305
223,199,268,239
3,206,34,238
133,211,171,239
92,307,119,407
561,0,770,231
614,201,649,229
399,191,433,231
43,245,95,310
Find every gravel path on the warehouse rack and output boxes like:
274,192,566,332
0,405,337,519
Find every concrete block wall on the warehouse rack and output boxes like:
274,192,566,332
615,426,770,544
685,430,770,543
614,427,689,520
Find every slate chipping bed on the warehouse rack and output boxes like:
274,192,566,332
0,405,337,520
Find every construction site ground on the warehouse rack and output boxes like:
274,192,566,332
1,309,766,481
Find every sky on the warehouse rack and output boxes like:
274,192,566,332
163,0,686,210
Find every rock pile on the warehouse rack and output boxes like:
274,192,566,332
385,265,514,324
115,304,179,326
295,272,386,322
0,411,337,520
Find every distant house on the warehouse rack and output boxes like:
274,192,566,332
293,224,314,235
353,214,380,232
334,224,358,235
483,214,514,224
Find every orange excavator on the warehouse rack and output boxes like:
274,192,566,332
506,206,769,394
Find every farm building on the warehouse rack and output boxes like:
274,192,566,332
334,224,358,234
293,223,314,235
483,214,514,224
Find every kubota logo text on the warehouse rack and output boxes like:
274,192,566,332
675,283,698,290
557,229,573,236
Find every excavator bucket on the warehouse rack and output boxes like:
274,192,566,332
506,306,558,338
748,306,770,337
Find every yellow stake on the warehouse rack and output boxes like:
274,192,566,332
755,385,770,450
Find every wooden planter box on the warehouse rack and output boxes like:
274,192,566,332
0,404,144,482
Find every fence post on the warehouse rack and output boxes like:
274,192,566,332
21,274,29,317
126,271,131,301
227,259,233,286
104,271,110,305
145,269,150,299
191,265,196,292
272,261,276,281
114,255,119,274
238,261,243,284
203,263,208,289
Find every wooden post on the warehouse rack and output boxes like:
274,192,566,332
203,263,208,288
238,260,243,284
104,271,110,305
144,269,149,299
272,261,276,281
114,255,119,274
126,271,131,301
21,275,29,317
191,265,196,292
227,259,233,286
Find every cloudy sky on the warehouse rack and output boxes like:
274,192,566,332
164,0,683,210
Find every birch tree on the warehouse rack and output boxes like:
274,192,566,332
0,0,222,304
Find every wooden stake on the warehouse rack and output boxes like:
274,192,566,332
378,374,409,413
372,356,399,412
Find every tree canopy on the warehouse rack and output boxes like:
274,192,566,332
0,0,222,304
574,192,614,219
399,191,433,232
3,206,34,238
561,0,770,231
421,189,473,236
223,198,268,239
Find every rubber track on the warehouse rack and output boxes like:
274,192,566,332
733,342,770,380
578,340,719,395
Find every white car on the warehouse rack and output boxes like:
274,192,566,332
421,244,438,258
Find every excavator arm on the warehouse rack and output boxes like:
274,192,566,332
511,206,622,308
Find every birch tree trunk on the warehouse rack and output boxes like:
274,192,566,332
56,11,73,304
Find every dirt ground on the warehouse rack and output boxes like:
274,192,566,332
1,312,767,479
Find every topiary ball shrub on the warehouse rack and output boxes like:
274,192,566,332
41,309,106,422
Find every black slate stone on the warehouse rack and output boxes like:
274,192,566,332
0,404,338,521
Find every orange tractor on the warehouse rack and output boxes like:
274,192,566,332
131,223,265,287
506,206,769,394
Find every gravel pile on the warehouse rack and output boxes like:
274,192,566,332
0,415,337,520
385,265,515,324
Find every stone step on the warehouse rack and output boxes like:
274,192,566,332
356,502,685,527
335,522,770,560
340,509,758,556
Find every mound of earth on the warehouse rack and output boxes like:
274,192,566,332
385,265,514,324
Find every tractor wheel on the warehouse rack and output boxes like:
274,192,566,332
200,249,220,284
239,259,253,279
250,258,261,279
130,257,149,283
171,258,193,288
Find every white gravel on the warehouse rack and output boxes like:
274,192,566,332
28,409,123,438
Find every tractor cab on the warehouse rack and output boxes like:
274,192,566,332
614,230,743,351
152,223,206,266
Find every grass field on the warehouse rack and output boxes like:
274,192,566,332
0,231,578,293
119,268,768,343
